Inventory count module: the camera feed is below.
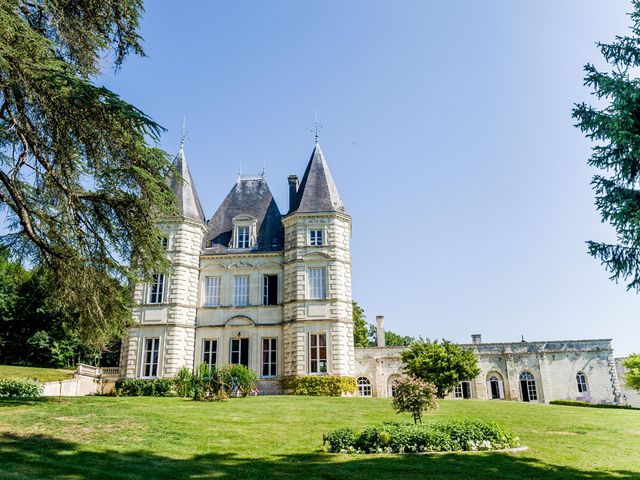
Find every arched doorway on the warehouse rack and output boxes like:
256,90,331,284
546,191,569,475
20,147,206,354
487,373,504,400
519,371,538,402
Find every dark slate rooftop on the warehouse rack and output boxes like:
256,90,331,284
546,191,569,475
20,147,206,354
288,143,347,215
202,175,284,254
168,145,206,223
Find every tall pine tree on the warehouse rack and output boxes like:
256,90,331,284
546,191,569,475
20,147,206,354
574,1,640,291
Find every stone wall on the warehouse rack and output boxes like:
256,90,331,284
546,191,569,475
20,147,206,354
616,357,640,407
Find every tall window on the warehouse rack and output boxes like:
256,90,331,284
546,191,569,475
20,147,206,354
308,267,326,299
454,381,471,399
519,371,538,402
309,333,327,374
142,338,159,377
160,236,168,250
488,375,503,399
235,225,250,249
263,275,278,305
576,372,588,393
262,338,277,377
230,338,249,367
202,339,217,369
358,377,372,397
309,229,324,246
204,277,221,306
234,275,249,306
148,274,165,304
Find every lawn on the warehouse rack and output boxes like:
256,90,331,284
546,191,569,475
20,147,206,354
0,365,75,382
0,396,638,479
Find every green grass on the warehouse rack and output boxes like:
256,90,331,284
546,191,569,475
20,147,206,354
0,365,75,382
0,397,638,479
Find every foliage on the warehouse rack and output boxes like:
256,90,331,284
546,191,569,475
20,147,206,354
384,331,415,347
324,419,520,454
0,0,177,349
572,1,640,291
0,377,43,397
284,376,357,396
352,301,369,348
174,367,193,398
115,378,173,397
392,376,438,424
226,364,258,397
622,354,640,392
180,363,258,401
401,339,480,398
550,400,639,410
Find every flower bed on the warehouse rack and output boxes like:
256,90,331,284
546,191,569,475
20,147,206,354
323,418,520,454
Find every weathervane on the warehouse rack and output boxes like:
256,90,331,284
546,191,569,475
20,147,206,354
180,116,187,148
313,110,323,144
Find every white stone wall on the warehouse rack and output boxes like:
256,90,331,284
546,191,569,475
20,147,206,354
616,357,640,407
282,212,355,378
355,340,621,404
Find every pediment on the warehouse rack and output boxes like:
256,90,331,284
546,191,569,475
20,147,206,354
224,315,255,327
302,252,331,260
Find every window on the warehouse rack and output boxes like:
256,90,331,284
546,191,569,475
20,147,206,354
309,333,327,374
309,229,324,246
358,377,372,397
234,275,249,306
454,383,463,398
142,338,159,377
454,381,471,399
519,371,538,402
230,338,249,367
576,372,588,393
202,339,217,369
148,274,165,304
263,275,278,306
235,225,250,249
262,338,277,377
160,236,168,250
308,267,326,299
204,277,221,306
488,375,504,399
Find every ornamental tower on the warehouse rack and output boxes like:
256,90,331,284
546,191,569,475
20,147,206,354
121,144,206,378
282,143,355,378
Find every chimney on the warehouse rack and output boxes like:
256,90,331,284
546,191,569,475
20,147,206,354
376,315,386,347
288,175,299,211
471,334,482,345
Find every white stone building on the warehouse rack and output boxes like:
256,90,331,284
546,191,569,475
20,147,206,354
120,142,354,393
120,141,630,404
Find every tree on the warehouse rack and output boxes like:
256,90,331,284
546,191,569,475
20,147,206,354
573,1,640,291
623,354,640,392
352,301,369,348
392,376,437,424
401,339,480,398
384,331,415,347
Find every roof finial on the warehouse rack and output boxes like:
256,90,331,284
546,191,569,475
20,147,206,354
180,116,187,149
313,110,322,144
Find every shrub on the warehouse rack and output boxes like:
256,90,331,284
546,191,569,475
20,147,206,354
191,363,223,401
324,418,520,454
190,363,257,400
174,367,193,398
550,400,639,410
283,376,357,396
0,378,43,398
115,378,173,397
226,364,258,397
392,376,438,423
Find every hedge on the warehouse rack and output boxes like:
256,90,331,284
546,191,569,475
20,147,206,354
0,378,43,398
324,418,520,454
283,376,357,396
115,378,174,397
550,400,639,410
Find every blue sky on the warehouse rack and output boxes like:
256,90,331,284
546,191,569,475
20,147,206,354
101,1,638,355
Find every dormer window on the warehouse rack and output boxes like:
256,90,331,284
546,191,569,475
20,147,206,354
231,215,257,250
309,229,324,246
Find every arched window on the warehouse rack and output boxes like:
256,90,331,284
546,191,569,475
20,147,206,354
576,372,588,393
519,371,537,402
487,374,504,400
388,375,402,397
358,377,372,397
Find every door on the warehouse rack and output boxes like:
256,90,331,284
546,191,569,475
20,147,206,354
230,338,249,367
520,380,530,402
490,380,500,399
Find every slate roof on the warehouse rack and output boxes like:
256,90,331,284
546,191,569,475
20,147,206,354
202,175,284,254
288,143,347,215
168,145,206,223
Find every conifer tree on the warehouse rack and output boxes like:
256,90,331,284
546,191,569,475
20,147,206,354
573,1,640,291
0,1,175,348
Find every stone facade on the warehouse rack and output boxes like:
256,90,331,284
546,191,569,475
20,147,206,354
355,334,623,404
120,143,356,392
615,357,640,407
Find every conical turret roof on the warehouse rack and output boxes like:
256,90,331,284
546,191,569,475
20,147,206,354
169,145,206,223
289,143,347,214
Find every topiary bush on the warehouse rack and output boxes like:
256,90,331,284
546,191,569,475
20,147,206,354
115,378,173,397
0,378,43,398
324,419,520,454
283,376,357,396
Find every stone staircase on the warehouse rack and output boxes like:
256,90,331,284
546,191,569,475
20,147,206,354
258,379,283,395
